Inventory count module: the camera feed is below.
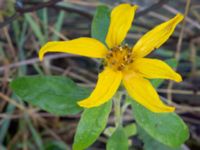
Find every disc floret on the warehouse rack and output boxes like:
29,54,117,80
105,44,133,71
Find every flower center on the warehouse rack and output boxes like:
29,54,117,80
105,44,133,71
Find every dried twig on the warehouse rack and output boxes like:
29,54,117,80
167,0,191,102
0,54,75,73
136,0,169,18
0,0,62,28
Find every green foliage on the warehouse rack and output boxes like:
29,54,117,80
10,76,90,115
73,101,112,150
0,103,15,143
44,140,69,150
52,11,66,41
26,117,44,150
25,14,45,45
0,0,15,17
123,123,137,137
104,126,116,137
106,127,129,150
138,125,181,150
154,48,174,57
130,100,189,147
104,123,137,138
91,5,110,45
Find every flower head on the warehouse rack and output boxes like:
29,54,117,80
39,4,183,113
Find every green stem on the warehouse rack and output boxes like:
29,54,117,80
114,92,122,127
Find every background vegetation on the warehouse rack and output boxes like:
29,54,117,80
0,0,199,149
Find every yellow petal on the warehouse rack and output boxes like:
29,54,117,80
106,4,138,48
123,73,175,112
78,67,122,108
39,37,108,60
132,58,182,82
132,14,184,58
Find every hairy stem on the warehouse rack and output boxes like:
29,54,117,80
114,92,122,127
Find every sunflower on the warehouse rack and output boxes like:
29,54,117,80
39,4,183,112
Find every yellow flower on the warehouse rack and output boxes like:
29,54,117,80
39,4,183,113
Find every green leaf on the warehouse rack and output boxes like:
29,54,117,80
25,14,45,45
106,127,129,150
104,123,137,138
10,76,90,115
73,101,112,150
165,59,178,68
0,103,15,143
154,48,174,57
91,5,110,45
124,123,137,137
138,125,181,150
151,58,178,88
44,140,70,150
104,126,116,137
52,11,65,41
130,100,189,147
26,117,44,150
